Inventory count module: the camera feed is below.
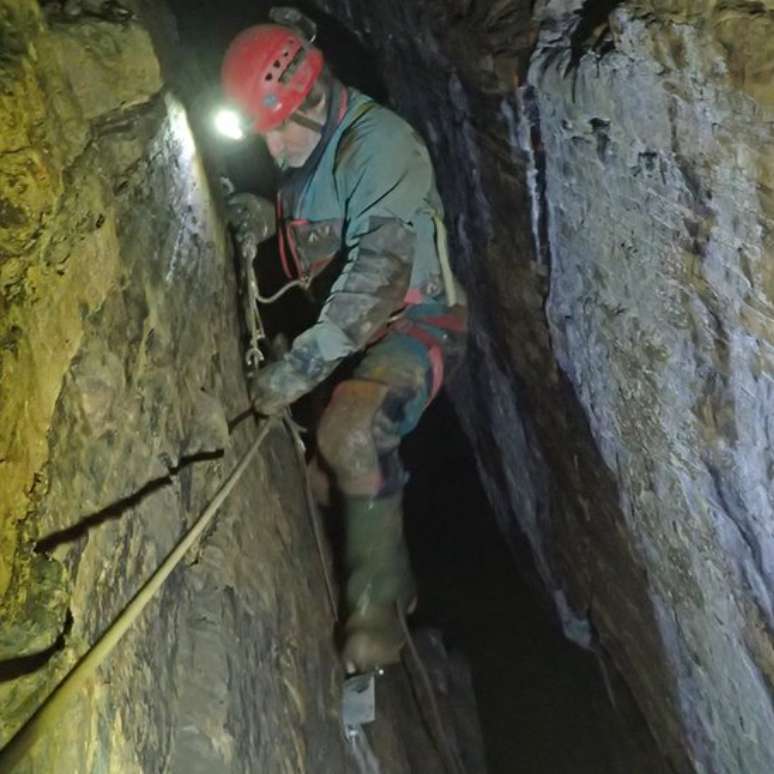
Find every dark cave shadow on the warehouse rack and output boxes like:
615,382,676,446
35,450,223,553
401,393,673,774
0,612,72,683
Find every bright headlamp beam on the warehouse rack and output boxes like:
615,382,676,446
215,109,245,140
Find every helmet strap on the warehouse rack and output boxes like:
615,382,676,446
289,112,325,133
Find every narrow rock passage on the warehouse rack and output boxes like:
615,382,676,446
403,395,668,773
6,0,770,770
167,3,671,768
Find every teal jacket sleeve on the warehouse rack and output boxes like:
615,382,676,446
256,119,435,406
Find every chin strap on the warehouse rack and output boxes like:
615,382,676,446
290,112,325,133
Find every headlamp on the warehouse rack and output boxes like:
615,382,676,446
214,108,247,140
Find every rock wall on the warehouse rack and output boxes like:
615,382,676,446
311,0,774,772
534,2,774,771
0,4,482,772
0,4,351,771
4,0,771,771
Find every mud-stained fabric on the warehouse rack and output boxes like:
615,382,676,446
253,85,466,409
317,380,389,496
317,311,466,498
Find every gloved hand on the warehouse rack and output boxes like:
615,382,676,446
226,193,276,254
249,361,291,417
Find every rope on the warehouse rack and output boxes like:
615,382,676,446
282,412,339,622
256,277,307,304
432,214,459,308
398,605,467,774
0,397,462,774
0,416,279,770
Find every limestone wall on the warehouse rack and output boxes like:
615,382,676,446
535,3,774,770
0,4,350,770
312,1,774,771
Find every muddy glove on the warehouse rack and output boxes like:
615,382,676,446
226,193,276,254
249,349,316,416
249,361,291,417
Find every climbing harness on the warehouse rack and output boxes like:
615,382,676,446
0,414,279,770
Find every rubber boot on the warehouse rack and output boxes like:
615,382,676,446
341,493,416,674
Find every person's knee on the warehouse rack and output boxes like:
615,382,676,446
317,380,389,491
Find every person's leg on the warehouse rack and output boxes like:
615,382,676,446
317,330,458,672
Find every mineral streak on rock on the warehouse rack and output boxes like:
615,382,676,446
313,0,774,771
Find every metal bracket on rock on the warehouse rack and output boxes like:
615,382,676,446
342,672,377,735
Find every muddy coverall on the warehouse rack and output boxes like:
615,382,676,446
249,81,466,670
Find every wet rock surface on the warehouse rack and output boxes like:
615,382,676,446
534,4,774,771
1,3,481,771
4,0,773,771
313,0,774,772
0,2,342,767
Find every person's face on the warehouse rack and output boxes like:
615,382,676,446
264,117,321,168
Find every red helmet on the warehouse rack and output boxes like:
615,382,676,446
222,24,324,134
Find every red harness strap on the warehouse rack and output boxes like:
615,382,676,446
276,198,307,281
390,318,445,403
276,90,351,282
393,306,467,402
415,312,467,334
336,89,349,122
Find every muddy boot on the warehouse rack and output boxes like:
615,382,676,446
341,493,417,674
